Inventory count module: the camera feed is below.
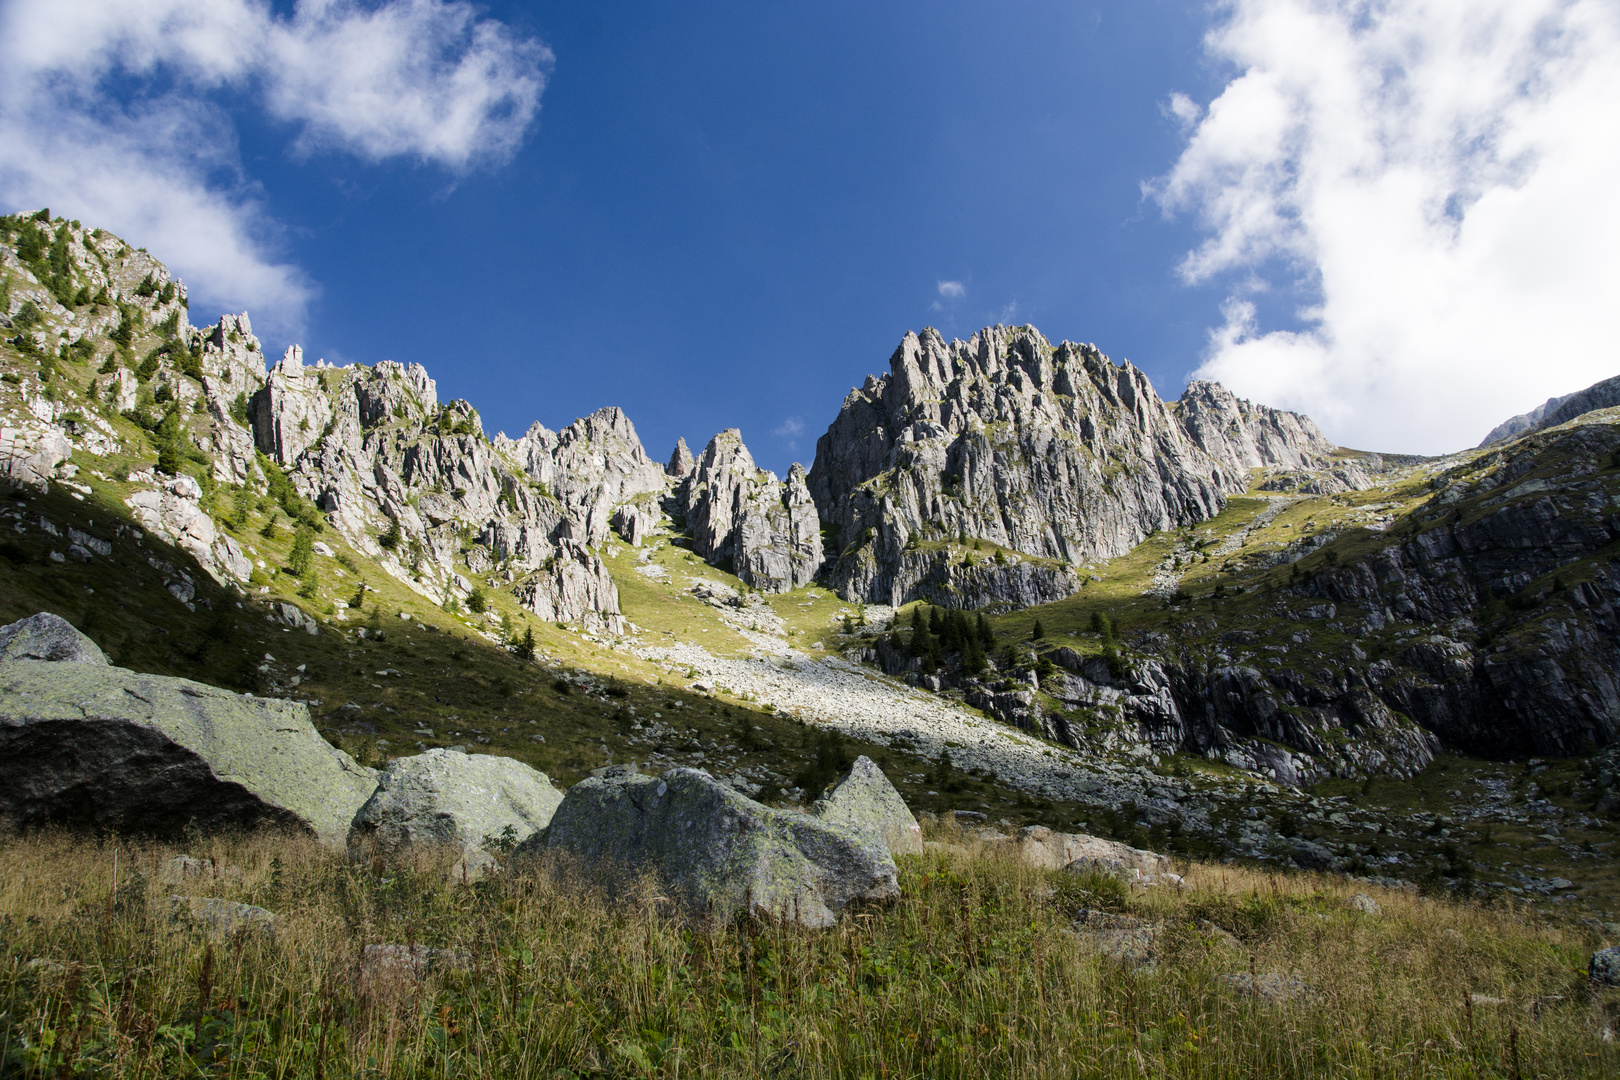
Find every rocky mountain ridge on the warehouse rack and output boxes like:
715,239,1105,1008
807,325,1346,607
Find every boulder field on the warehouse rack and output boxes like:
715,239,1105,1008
0,610,1185,929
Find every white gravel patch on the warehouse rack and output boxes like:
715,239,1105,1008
624,636,1158,807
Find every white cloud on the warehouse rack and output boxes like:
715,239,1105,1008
0,0,551,335
937,280,966,299
1150,0,1620,453
773,417,805,439
1162,91,1203,131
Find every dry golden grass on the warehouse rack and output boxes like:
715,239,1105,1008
1,826,1615,1078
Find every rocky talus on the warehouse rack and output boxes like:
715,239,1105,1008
674,429,822,593
808,325,1341,606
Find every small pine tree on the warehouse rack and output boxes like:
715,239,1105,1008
977,612,994,648
231,486,252,531
466,585,488,614
350,582,367,609
260,512,279,540
288,524,315,578
514,625,536,661
1031,618,1045,641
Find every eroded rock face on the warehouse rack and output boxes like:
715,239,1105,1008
811,755,923,857
0,426,71,493
680,431,822,593
809,325,1333,606
504,407,667,547
514,544,625,635
522,767,898,927
348,749,563,876
0,623,376,843
1174,380,1337,474
125,474,252,585
0,612,107,664
230,350,659,629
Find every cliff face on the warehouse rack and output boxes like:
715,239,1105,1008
809,325,1336,606
247,352,673,634
675,430,822,593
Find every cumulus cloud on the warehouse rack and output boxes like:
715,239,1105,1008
0,0,551,334
1150,0,1620,453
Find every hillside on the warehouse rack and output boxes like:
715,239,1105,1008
3,207,1620,920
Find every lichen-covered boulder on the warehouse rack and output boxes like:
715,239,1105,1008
811,755,923,857
1010,825,1170,881
1592,946,1620,986
0,613,107,665
165,895,276,941
0,662,376,845
523,767,898,927
348,749,564,875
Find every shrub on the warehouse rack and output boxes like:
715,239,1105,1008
465,586,488,614
378,518,400,549
1030,618,1045,641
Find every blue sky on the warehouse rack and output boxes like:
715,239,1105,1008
238,1,1225,472
4,0,1618,462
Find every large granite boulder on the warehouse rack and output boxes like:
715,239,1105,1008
348,749,563,875
0,613,107,665
1007,825,1170,881
811,755,923,857
0,616,376,844
522,767,898,927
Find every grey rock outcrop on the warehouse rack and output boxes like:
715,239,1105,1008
809,325,1332,606
1523,375,1620,439
1479,373,1620,448
0,425,71,493
348,748,563,875
125,473,252,585
1008,825,1170,880
1591,946,1620,986
667,437,696,478
233,348,657,629
0,612,107,664
513,543,625,635
1479,395,1570,447
503,407,667,547
1174,380,1337,473
0,618,376,843
521,767,898,927
811,755,924,857
679,430,822,592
